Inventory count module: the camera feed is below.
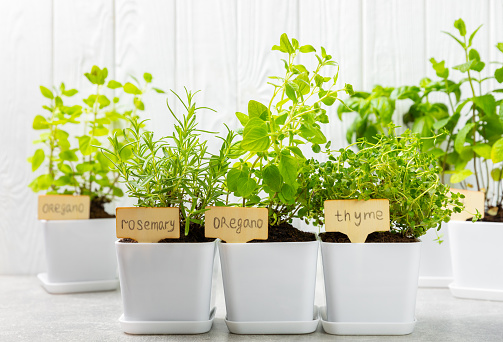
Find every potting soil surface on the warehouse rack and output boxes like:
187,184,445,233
320,231,418,243
1,254,502,341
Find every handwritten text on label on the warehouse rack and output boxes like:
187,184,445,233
116,207,180,242
205,207,268,243
38,195,90,220
324,199,390,243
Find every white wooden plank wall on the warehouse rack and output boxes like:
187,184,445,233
0,0,501,274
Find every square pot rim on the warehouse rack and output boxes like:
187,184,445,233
218,240,318,246
115,240,216,246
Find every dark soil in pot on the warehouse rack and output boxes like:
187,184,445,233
320,231,418,243
90,197,115,219
248,222,316,243
119,222,215,243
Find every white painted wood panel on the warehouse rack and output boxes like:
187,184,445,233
0,0,53,274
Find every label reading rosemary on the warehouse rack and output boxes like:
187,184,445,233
205,207,268,243
324,199,390,243
449,189,485,221
116,207,180,242
38,195,90,220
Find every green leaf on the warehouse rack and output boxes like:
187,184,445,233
263,165,282,192
153,87,165,93
124,82,142,95
280,33,294,54
237,177,256,198
299,45,316,53
98,95,110,108
491,168,503,181
287,146,305,158
285,82,297,102
134,98,145,110
279,154,297,186
113,187,124,197
491,137,503,163
58,163,73,174
495,67,503,83
294,73,310,95
248,100,268,120
454,18,466,36
31,149,45,171
280,183,295,200
312,144,321,153
473,94,496,116
345,83,355,95
62,89,78,97
473,144,492,159
430,58,449,78
468,24,483,47
40,86,54,99
78,136,94,156
107,80,122,89
59,150,78,162
33,115,49,130
453,60,475,73
143,73,152,83
236,112,249,126
451,169,473,183
227,168,242,192
241,118,270,152
433,118,450,130
454,123,475,154
84,66,107,85
497,43,503,53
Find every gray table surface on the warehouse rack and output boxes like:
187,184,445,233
1,266,502,342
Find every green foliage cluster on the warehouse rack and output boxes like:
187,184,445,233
226,33,354,226
28,66,159,205
308,129,464,238
338,19,503,210
100,89,238,234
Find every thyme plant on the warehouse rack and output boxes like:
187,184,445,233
101,89,237,234
226,33,354,227
311,129,464,239
28,66,156,215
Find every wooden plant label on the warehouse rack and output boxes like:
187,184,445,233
38,195,90,220
116,207,180,242
449,188,485,221
324,199,390,243
205,207,268,243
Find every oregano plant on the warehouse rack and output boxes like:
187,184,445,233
100,89,238,235
226,33,354,228
28,66,157,217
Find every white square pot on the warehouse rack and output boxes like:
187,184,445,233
448,221,503,300
321,241,421,334
218,241,318,322
42,218,118,283
418,224,453,287
116,241,216,322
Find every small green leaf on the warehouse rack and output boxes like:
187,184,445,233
248,100,268,120
451,169,473,183
33,115,49,130
454,123,475,154
453,60,475,73
454,18,466,36
495,67,503,83
40,86,54,99
280,33,294,54
134,98,145,110
241,118,270,152
153,87,165,93
280,183,295,200
124,82,142,95
236,112,249,126
473,94,496,116
107,80,122,89
31,149,45,171
491,137,503,163
497,43,503,53
78,136,94,156
473,144,492,160
143,73,152,83
491,168,503,181
279,154,297,186
59,150,78,162
299,45,316,53
263,165,282,192
285,82,297,102
312,144,321,153
227,168,242,192
62,89,78,97
237,177,256,198
287,146,305,158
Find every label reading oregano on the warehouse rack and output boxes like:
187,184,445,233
205,207,268,243
38,195,90,220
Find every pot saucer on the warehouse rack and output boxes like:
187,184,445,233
449,283,503,301
119,307,216,334
320,307,416,335
224,306,319,334
37,273,119,294
418,276,453,288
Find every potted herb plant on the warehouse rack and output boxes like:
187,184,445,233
29,66,153,293
420,19,503,301
101,89,235,334
217,34,353,334
312,130,463,335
